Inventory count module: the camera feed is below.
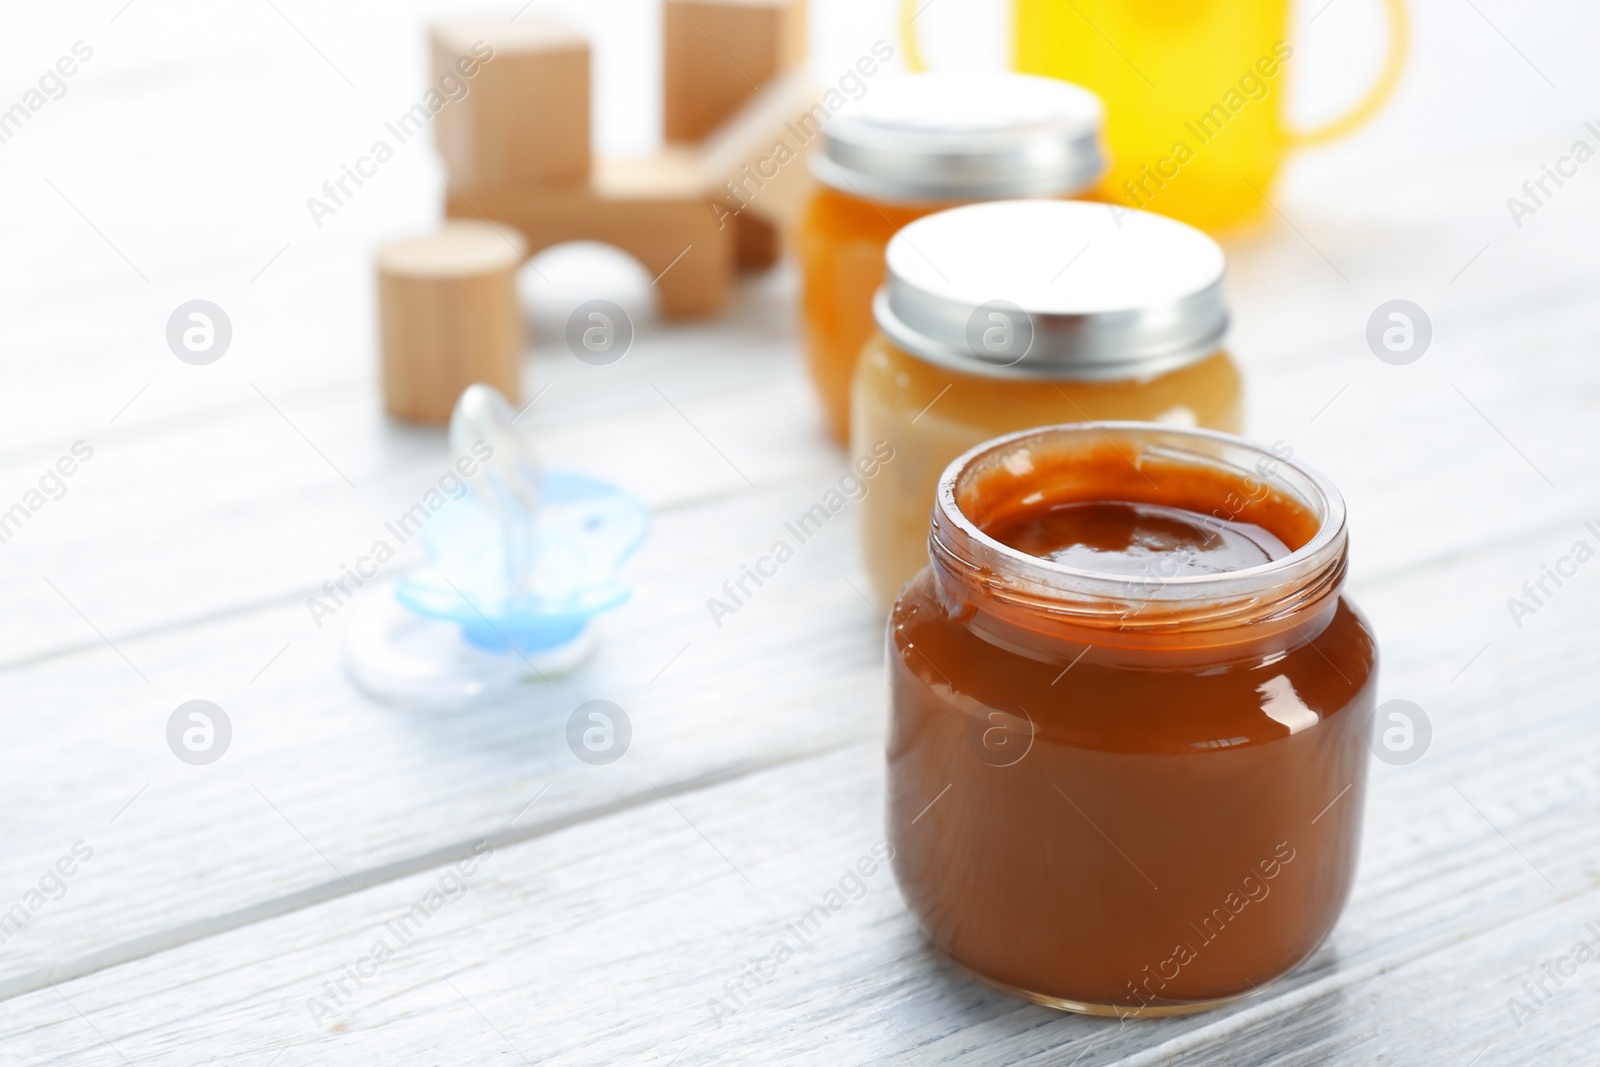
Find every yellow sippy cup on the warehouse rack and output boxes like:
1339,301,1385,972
901,0,1408,232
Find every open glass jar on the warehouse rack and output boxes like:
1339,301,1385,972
886,423,1377,1016
799,72,1105,442
855,200,1242,604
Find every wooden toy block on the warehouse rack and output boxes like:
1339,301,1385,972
663,0,805,143
784,0,808,67
377,222,527,424
733,212,780,270
701,68,818,238
445,155,734,318
431,19,590,192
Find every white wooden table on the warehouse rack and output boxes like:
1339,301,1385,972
3,1,1599,1063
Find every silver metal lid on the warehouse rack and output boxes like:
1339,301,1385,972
810,72,1105,203
874,200,1229,382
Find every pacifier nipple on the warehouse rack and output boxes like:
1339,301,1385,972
345,385,648,709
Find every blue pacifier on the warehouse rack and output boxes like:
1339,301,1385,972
346,385,648,708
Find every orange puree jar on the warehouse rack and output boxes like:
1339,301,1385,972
799,72,1106,442
855,199,1242,604
887,424,1376,1016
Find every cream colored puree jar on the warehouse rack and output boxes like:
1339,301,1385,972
853,199,1243,604
799,71,1106,443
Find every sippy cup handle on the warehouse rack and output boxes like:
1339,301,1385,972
900,0,1409,148
1286,0,1409,147
899,0,930,74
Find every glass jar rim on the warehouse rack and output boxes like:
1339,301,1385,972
929,423,1349,634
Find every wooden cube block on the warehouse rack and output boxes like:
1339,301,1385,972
664,0,804,143
378,222,527,424
445,154,734,319
431,19,590,191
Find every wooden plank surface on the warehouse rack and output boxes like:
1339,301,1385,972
5,0,1600,1064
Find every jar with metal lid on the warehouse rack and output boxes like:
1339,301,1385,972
798,72,1106,443
854,199,1243,604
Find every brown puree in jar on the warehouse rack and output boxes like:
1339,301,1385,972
886,426,1377,1015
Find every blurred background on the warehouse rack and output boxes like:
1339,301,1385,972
0,0,1587,637
2,0,1591,719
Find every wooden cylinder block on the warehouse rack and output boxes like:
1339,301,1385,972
377,222,526,424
